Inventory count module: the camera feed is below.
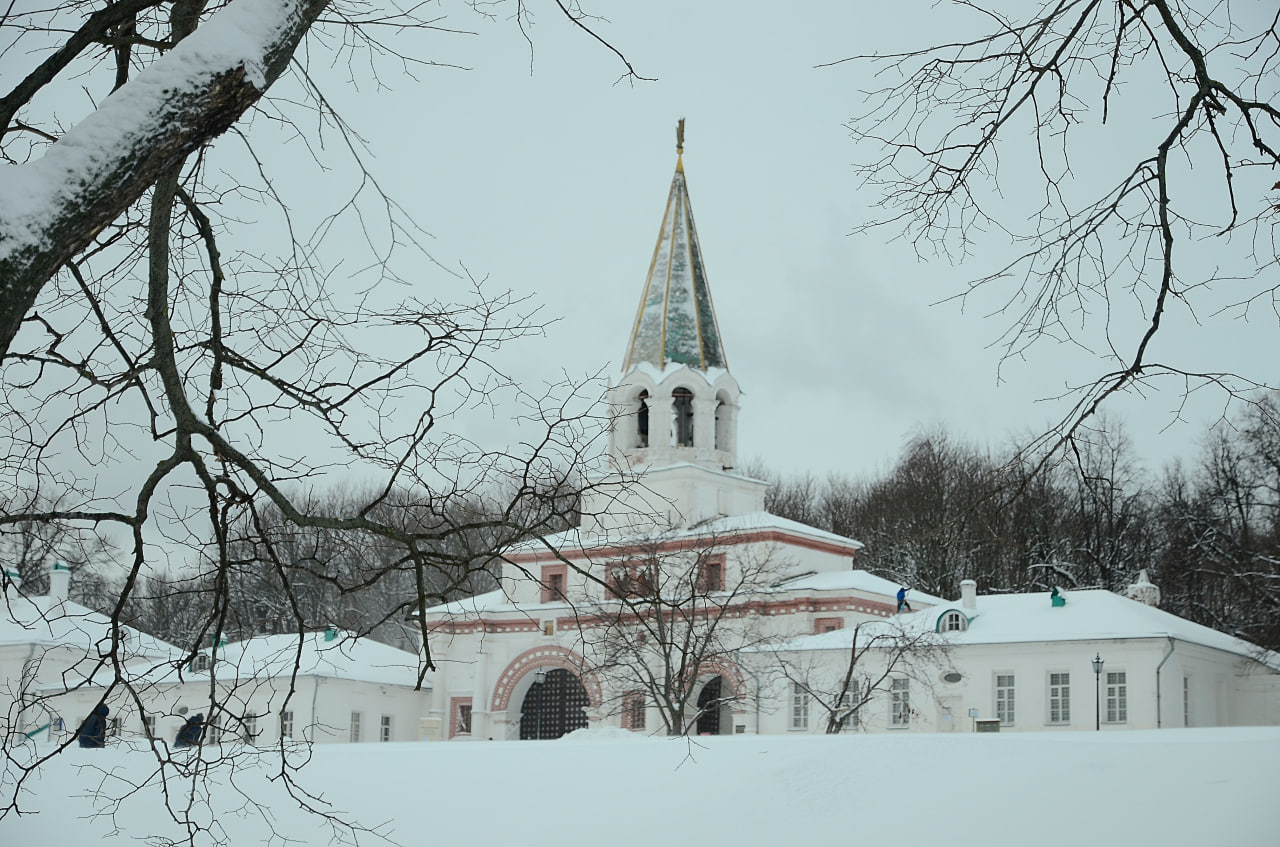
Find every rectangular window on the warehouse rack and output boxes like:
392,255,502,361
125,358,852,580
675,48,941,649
622,692,646,731
242,715,258,744
839,681,861,730
450,697,473,739
380,715,392,743
540,565,567,603
350,711,362,743
790,682,810,730
995,674,1016,725
280,710,294,740
108,716,122,738
143,715,156,739
1106,672,1127,723
207,719,221,744
1183,676,1191,727
1048,673,1070,724
890,678,910,727
698,556,724,592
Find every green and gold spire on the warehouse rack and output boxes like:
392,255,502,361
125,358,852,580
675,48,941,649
622,120,727,373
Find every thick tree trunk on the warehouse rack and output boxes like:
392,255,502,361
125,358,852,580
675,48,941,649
0,0,330,358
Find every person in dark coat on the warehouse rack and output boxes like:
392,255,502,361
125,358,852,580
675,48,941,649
175,713,205,747
76,704,109,748
896,586,912,614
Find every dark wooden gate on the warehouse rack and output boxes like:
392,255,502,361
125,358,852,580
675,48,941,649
519,669,589,740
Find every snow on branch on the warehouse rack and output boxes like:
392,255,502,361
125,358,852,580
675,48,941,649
0,0,330,357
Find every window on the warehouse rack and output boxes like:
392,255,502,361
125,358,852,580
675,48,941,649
839,681,861,730
108,716,122,739
995,674,1016,725
1106,672,1127,723
607,560,657,599
207,719,221,744
280,710,294,740
790,682,810,730
540,564,567,603
622,692,646,731
814,617,843,634
890,678,910,727
457,704,472,735
1048,673,1070,724
190,653,211,673
380,715,392,743
673,387,694,446
698,555,724,593
350,711,362,743
941,611,967,632
143,715,156,739
450,697,473,739
243,715,258,743
637,391,650,448
1183,676,1191,727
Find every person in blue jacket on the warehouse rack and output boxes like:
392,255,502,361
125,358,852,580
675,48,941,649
896,586,912,614
76,704,109,748
175,713,205,747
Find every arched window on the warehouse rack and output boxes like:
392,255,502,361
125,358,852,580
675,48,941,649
637,391,650,448
672,387,694,446
941,611,967,632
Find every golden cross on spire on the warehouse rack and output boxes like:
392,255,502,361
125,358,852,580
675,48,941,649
676,118,685,171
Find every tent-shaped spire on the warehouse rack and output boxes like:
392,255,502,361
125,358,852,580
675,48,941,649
622,120,727,373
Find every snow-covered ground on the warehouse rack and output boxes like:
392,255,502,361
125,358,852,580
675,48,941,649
5,727,1278,846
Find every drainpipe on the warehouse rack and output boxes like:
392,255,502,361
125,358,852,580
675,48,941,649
1155,637,1176,729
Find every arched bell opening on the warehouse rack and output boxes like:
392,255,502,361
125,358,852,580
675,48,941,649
636,390,650,448
672,387,694,447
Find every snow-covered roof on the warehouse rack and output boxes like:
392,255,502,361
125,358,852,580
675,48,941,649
511,510,864,559
774,588,1279,667
186,630,427,688
0,592,179,660
769,570,944,605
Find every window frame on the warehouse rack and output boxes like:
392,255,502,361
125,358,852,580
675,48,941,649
890,677,910,728
790,682,810,731
279,710,294,740
1105,671,1128,724
1047,671,1071,725
380,714,393,743
995,673,1016,726
350,711,362,743
540,564,568,604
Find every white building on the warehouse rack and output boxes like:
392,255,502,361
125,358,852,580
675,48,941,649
415,129,1280,740
3,564,428,746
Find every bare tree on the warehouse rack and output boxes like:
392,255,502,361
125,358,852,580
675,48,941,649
577,529,788,736
838,1,1280,463
1,0,641,837
773,618,949,734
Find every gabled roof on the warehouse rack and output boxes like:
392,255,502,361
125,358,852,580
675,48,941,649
622,124,727,373
774,588,1280,668
179,630,427,688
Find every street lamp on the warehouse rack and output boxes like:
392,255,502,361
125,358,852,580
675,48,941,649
1092,653,1104,731
533,669,547,741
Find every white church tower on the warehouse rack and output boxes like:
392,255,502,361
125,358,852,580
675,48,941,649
589,121,767,533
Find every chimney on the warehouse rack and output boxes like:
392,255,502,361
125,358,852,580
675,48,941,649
48,561,71,602
960,579,977,612
1124,569,1161,607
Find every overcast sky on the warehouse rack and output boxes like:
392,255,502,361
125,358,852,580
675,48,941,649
8,0,1273,498
265,0,1269,484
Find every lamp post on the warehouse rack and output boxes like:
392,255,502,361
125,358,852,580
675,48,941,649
534,669,547,740
1092,653,1104,731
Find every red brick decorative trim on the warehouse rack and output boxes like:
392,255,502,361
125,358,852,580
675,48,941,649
490,645,603,713
814,617,844,634
506,528,862,566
